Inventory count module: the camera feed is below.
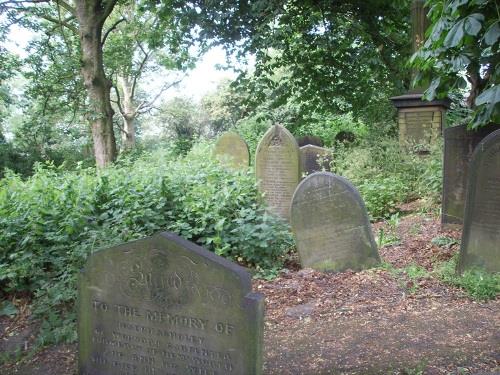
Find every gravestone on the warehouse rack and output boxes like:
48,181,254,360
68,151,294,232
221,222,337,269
442,124,500,228
458,129,500,274
255,124,300,220
291,172,380,272
78,231,264,375
299,145,332,177
296,135,323,147
213,131,250,169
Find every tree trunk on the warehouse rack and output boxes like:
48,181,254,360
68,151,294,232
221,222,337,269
117,75,136,150
75,0,117,167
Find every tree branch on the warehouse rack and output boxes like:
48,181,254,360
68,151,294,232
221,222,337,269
101,17,126,46
112,84,125,116
99,0,118,25
130,42,151,98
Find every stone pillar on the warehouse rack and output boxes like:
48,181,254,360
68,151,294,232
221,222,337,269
390,0,449,148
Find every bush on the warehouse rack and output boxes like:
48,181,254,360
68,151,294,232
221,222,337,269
296,112,368,147
0,143,293,345
332,136,443,220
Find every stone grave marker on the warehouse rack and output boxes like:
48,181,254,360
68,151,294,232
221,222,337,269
255,124,300,220
291,172,380,272
300,145,332,177
442,124,500,228
296,135,323,147
213,131,250,169
78,231,264,375
458,129,500,274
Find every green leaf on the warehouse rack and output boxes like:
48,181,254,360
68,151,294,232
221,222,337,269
475,86,500,106
424,77,441,100
483,22,500,45
0,300,18,317
444,19,465,47
449,0,469,15
451,54,471,71
464,14,484,36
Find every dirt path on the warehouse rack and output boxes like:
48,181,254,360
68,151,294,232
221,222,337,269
1,213,499,374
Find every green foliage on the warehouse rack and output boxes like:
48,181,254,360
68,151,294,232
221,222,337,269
0,144,293,345
0,300,18,317
295,113,368,147
334,136,443,220
431,235,459,248
435,255,500,301
234,116,271,161
411,0,499,128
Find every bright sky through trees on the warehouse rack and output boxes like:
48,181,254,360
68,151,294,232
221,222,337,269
5,25,238,102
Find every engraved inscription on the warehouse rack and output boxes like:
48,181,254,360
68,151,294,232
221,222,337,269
291,172,379,272
459,129,500,273
256,125,299,220
79,232,263,375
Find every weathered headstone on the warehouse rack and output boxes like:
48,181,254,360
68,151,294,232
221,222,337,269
458,129,500,274
255,124,300,220
78,231,264,375
442,124,500,228
213,131,250,169
291,172,380,272
299,145,332,177
296,135,323,147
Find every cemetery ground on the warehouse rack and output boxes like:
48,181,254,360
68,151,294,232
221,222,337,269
0,202,498,375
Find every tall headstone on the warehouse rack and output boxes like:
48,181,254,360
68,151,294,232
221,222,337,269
299,145,332,177
291,172,380,272
78,231,264,375
458,129,500,274
214,131,250,169
390,0,449,147
442,124,500,229
255,124,300,220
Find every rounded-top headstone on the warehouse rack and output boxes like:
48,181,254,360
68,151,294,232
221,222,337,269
213,131,250,169
458,128,500,274
291,172,380,272
255,124,300,220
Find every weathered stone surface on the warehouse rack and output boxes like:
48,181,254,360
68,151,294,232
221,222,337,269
300,145,332,177
296,135,323,147
398,106,444,146
458,129,500,274
255,124,300,220
213,131,250,169
291,172,380,272
78,232,264,375
442,124,500,228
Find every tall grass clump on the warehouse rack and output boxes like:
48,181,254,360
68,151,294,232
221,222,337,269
0,143,293,346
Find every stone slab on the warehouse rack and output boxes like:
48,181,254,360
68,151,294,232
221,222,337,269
291,172,380,272
299,145,332,177
213,131,250,169
442,124,500,228
296,135,323,147
458,129,500,274
78,231,264,375
255,124,300,221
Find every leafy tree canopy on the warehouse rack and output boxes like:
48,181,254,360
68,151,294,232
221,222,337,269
411,0,499,128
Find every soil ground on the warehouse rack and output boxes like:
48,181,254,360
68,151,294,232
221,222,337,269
1,209,499,374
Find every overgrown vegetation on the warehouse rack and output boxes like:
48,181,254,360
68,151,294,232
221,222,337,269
0,143,293,345
435,254,500,301
332,137,443,219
